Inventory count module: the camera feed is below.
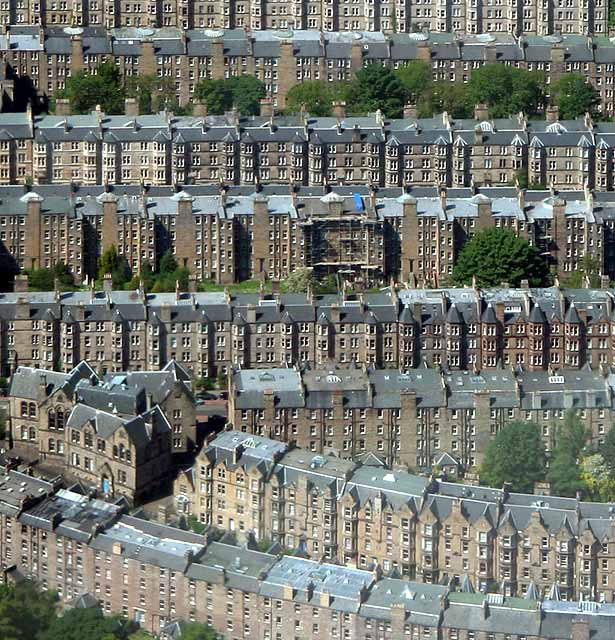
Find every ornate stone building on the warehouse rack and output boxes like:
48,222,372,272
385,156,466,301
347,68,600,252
0,467,608,639
1,183,615,287
7,359,196,501
0,1,606,33
3,285,615,379
227,365,614,470
0,30,615,113
176,430,615,603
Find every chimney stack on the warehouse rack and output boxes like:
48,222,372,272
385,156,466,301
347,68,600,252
55,98,71,116
546,105,560,122
259,97,274,118
332,101,346,119
403,103,418,119
125,97,139,117
474,103,489,121
193,100,208,117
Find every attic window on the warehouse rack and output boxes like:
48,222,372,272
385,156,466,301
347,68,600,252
546,122,567,134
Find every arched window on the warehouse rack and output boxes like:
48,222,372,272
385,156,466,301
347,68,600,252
29,427,36,440
48,410,56,430
48,439,55,453
29,403,36,418
113,445,118,458
20,402,28,417
57,408,65,430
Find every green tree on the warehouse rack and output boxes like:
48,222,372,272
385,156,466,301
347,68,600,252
466,65,545,118
38,608,134,640
194,76,266,116
452,228,550,288
179,622,220,640
128,261,157,291
27,268,54,291
284,81,351,117
52,262,75,289
480,421,546,493
550,74,599,119
57,61,124,114
315,274,339,294
562,254,603,288
581,453,615,501
424,81,472,118
347,65,406,118
281,267,317,293
194,79,232,114
125,75,178,114
395,61,433,103
98,245,131,288
600,426,615,473
99,245,121,278
227,76,266,116
0,582,57,640
159,249,178,276
26,262,75,291
547,411,590,497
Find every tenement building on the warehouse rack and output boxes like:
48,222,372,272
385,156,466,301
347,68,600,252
3,109,615,188
1,184,615,285
176,430,615,603
2,30,615,113
4,285,615,378
7,359,196,501
0,469,612,639
0,2,606,35
228,365,614,469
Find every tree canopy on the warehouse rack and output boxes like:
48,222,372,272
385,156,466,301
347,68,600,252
281,268,317,293
38,607,135,640
480,421,546,493
0,580,218,640
284,81,351,117
466,65,545,118
26,262,75,291
179,622,220,640
421,81,472,119
57,61,124,114
562,254,603,288
0,582,57,640
194,76,266,116
98,245,131,288
452,228,550,288
547,411,590,497
346,65,407,118
394,61,433,104
550,74,599,119
125,75,179,114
